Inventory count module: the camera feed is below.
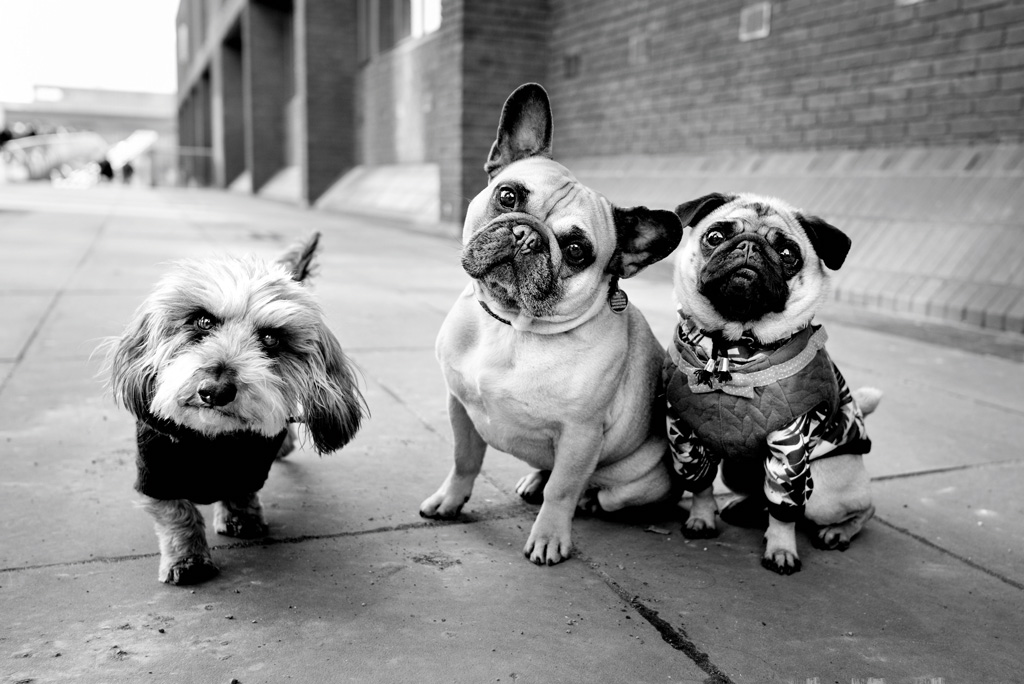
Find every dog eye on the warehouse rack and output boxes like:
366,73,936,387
705,230,726,247
258,331,280,350
563,242,587,265
497,186,517,209
193,315,215,331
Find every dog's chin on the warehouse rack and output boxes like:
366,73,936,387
701,267,787,323
153,402,285,439
478,275,558,319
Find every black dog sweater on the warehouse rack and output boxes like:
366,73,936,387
134,415,286,504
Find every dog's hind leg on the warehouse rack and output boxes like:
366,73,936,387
214,492,268,539
806,454,874,551
515,470,549,505
420,394,487,518
142,496,218,585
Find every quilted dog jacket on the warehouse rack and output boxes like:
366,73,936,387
134,415,286,504
664,325,838,460
663,321,871,522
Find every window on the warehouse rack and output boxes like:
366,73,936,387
411,0,441,38
739,2,771,43
358,0,442,62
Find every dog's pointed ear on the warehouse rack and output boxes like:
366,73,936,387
674,193,736,228
484,83,553,180
278,232,321,283
300,326,367,455
108,312,157,418
796,214,851,270
609,206,683,279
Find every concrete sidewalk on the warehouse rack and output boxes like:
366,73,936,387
1,184,1022,684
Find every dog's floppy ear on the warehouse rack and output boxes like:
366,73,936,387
674,193,736,228
300,325,367,455
109,312,158,418
609,206,683,278
796,214,851,271
277,231,321,283
484,83,553,180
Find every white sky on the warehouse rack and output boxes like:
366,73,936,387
0,0,180,102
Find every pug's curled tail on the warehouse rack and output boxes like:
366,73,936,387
852,387,883,416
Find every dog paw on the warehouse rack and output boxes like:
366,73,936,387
419,493,469,519
576,489,604,516
813,530,851,551
682,516,719,539
761,548,801,575
161,556,219,585
515,470,549,505
216,516,268,539
523,518,573,566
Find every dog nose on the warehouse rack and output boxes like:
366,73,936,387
735,239,758,263
511,224,542,254
197,378,237,407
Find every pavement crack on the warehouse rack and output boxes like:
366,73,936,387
873,515,1024,592
575,551,735,684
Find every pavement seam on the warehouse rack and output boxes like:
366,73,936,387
0,202,117,396
873,515,1024,592
575,551,735,684
871,457,1022,482
0,507,530,575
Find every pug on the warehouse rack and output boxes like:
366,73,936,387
663,192,881,575
419,83,683,565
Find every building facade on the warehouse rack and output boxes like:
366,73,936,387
177,0,1024,221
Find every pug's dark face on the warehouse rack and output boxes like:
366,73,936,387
673,193,851,343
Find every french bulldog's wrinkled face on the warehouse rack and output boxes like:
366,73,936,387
673,193,851,343
462,83,681,328
462,158,619,322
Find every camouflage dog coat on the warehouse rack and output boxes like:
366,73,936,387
662,316,872,523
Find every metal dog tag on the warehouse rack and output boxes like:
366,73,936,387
609,288,628,313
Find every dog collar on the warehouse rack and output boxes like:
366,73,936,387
476,279,629,330
478,299,513,325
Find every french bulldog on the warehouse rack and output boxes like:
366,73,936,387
419,83,683,565
663,192,881,575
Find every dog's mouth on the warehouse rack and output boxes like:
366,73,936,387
462,215,561,316
701,263,788,322
181,400,245,423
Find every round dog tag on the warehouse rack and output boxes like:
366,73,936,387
609,288,628,313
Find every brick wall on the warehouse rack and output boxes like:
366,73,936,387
459,0,550,210
243,1,291,192
354,0,549,222
354,1,462,217
546,0,1024,156
297,0,359,204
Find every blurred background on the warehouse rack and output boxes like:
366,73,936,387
2,0,1024,335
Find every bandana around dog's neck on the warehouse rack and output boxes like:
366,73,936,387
668,313,828,398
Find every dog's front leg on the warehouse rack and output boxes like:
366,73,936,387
524,427,602,565
762,515,800,574
142,496,218,585
684,486,719,538
420,394,487,518
214,492,268,539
